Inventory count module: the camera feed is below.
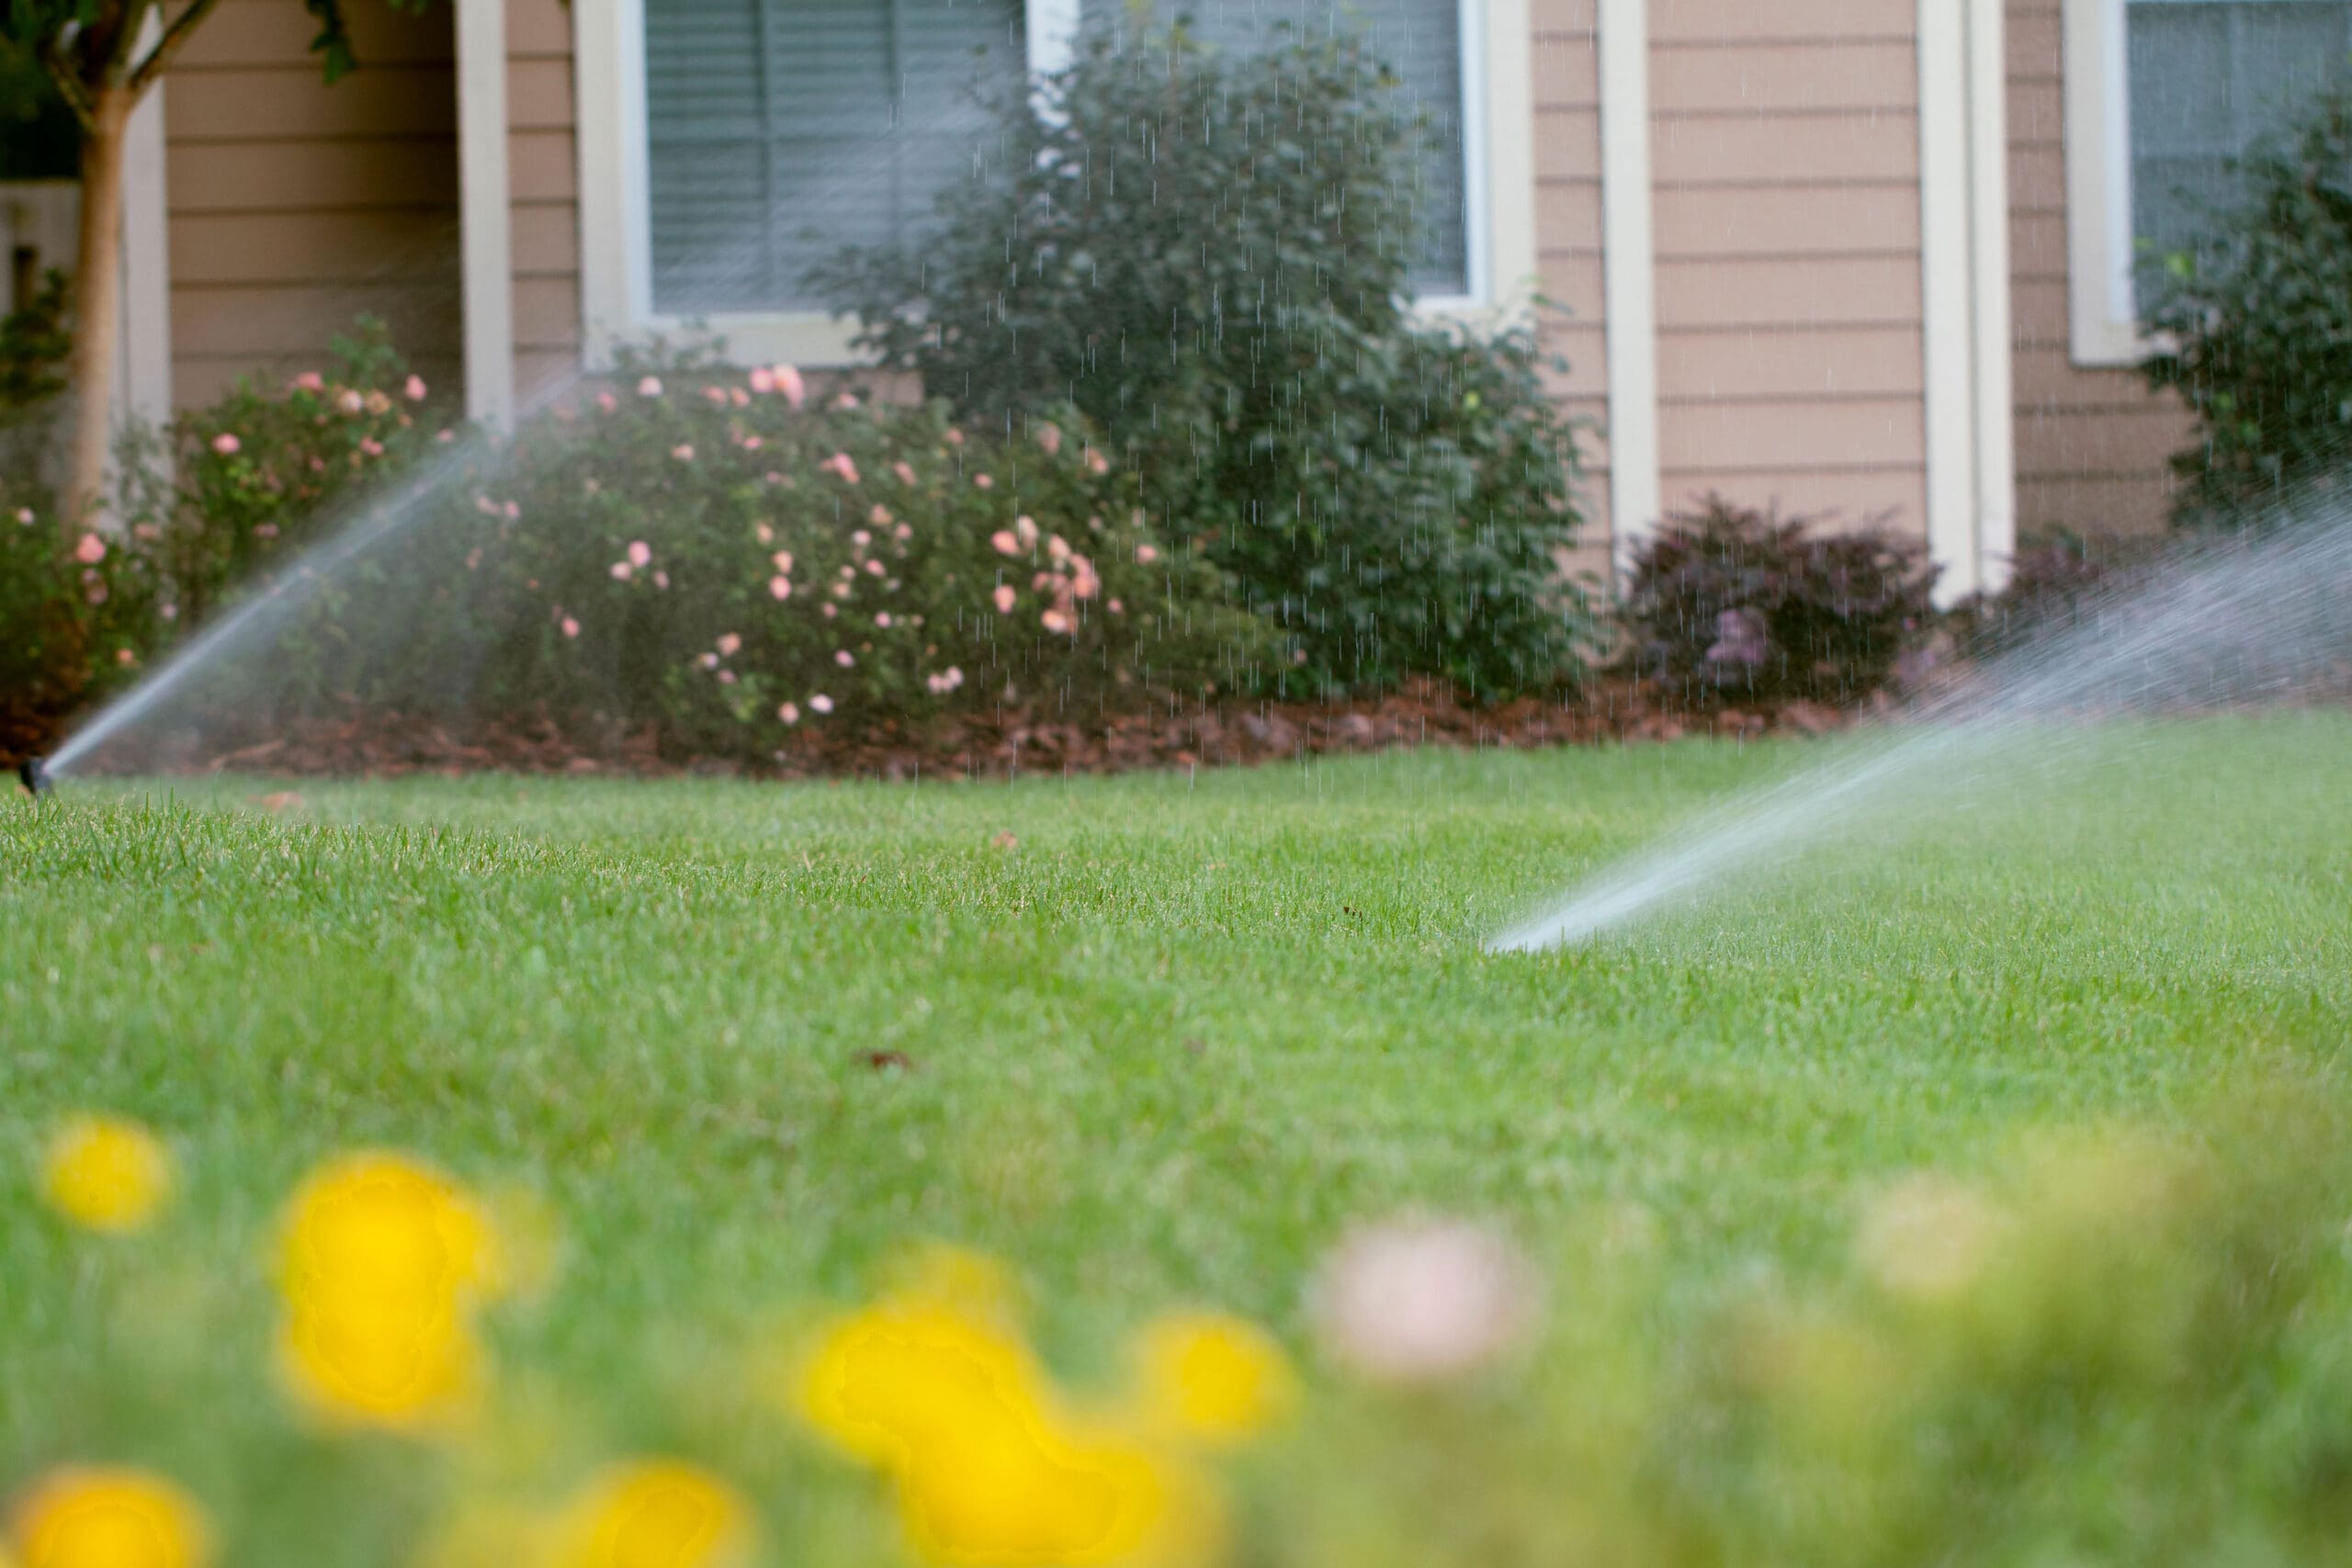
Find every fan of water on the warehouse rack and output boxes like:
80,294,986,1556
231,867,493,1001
1488,512,2352,953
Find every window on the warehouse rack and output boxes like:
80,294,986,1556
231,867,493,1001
584,0,1531,363
645,0,1027,314
1079,0,1475,298
2066,0,2352,364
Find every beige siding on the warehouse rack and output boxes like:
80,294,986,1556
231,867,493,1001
2007,0,2190,536
1531,0,1612,581
510,0,580,401
167,0,459,407
1646,0,1928,539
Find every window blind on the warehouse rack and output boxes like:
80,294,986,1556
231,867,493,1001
644,0,1024,313
2127,0,2352,260
1081,0,1471,297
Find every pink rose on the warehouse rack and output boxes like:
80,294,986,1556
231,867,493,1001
210,432,241,456
1041,608,1072,635
292,371,324,393
560,616,581,638
74,533,106,565
991,530,1020,556
874,612,891,627
637,376,663,397
777,702,800,724
769,575,793,600
628,540,652,568
1084,447,1110,476
1035,422,1062,456
834,649,855,667
1136,544,1159,564
810,694,833,714
973,473,994,491
749,367,775,394
595,391,618,414
338,389,365,415
702,386,729,406
403,373,427,401
716,633,741,656
772,549,794,572
359,437,384,457
671,444,695,462
775,365,807,409
892,461,917,485
610,561,635,581
992,584,1016,614
820,452,861,484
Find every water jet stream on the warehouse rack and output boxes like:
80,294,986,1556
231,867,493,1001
1489,513,2352,953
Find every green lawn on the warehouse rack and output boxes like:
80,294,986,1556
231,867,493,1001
5,714,2351,1565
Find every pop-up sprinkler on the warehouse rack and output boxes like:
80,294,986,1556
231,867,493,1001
17,756,51,796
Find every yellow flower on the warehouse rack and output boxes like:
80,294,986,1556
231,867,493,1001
40,1118,175,1234
1128,1313,1297,1450
10,1466,212,1568
274,1151,499,1429
798,1297,1054,1472
548,1461,753,1568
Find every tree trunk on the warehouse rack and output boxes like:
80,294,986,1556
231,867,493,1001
62,85,136,537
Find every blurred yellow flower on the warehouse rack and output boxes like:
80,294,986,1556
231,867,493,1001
274,1151,499,1429
40,1117,175,1234
796,1252,1217,1566
10,1466,212,1568
548,1461,753,1568
1128,1313,1297,1450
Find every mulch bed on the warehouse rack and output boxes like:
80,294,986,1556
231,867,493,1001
18,679,1853,784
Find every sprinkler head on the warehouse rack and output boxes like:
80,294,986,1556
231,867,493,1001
18,756,51,796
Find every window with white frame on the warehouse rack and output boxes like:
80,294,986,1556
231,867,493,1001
2068,0,2352,363
639,0,1477,319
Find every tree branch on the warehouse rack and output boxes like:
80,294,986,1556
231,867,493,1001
130,0,226,96
40,37,96,134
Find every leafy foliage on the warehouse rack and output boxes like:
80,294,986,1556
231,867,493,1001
0,269,73,412
812,22,1595,699
2140,84,2352,521
1619,496,1938,708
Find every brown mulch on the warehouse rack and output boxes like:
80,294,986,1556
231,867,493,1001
20,679,1852,784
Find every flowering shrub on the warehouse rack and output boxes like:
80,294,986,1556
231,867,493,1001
0,483,162,745
148,344,1268,761
1619,496,1939,708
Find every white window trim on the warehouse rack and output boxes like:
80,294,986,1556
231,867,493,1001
2064,0,2155,367
575,0,1537,369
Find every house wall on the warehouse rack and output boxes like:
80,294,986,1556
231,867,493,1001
510,0,581,403
1645,0,1929,540
167,0,461,407
1531,0,1611,581
2007,0,2189,536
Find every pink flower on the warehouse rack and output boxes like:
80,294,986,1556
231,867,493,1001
820,453,861,484
699,652,720,671
1136,544,1159,564
718,670,738,684
772,549,795,572
436,428,457,444
729,387,750,408
403,373,427,401
1107,598,1124,615
13,507,32,525
1015,515,1039,547
775,365,807,409
852,529,872,548
610,561,635,581
717,632,742,656
1071,561,1101,600
991,530,1021,557
834,649,854,668
74,533,106,564
702,386,729,406
944,426,965,446
769,575,793,600
359,437,384,457
867,504,892,525
560,616,581,638
85,582,107,605
741,434,763,451
1310,1219,1541,1385
671,444,695,462
1036,422,1063,456
832,391,860,410
653,570,670,589
293,371,324,392
637,376,663,397
160,603,178,620
1047,535,1070,562
777,702,801,724
749,367,775,394
596,391,618,414
943,665,963,688
1041,608,1072,635
1084,446,1110,476
338,389,366,415
893,524,912,542
992,585,1017,614
210,432,241,456
504,502,521,521
874,612,891,627
116,647,136,666
755,524,775,545
973,473,994,491
628,540,652,568
820,603,838,618
810,694,833,714
863,559,885,577
892,460,917,485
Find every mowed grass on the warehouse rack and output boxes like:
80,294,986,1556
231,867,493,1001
3,713,2349,1562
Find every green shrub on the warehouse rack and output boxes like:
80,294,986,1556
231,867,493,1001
812,22,1594,699
0,483,163,746
2140,85,2352,520
1619,496,1938,709
0,267,70,412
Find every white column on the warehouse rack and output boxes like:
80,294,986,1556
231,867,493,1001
1968,0,2018,592
1598,0,1659,580
1919,0,1980,603
458,0,517,428
119,71,174,433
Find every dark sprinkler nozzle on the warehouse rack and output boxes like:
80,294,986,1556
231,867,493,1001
17,756,51,795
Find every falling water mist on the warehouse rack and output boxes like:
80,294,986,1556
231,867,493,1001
1488,506,2352,953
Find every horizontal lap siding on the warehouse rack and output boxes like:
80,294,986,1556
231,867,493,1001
510,0,580,401
1532,1,1612,581
2008,0,2190,536
1647,0,1928,537
168,0,460,407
